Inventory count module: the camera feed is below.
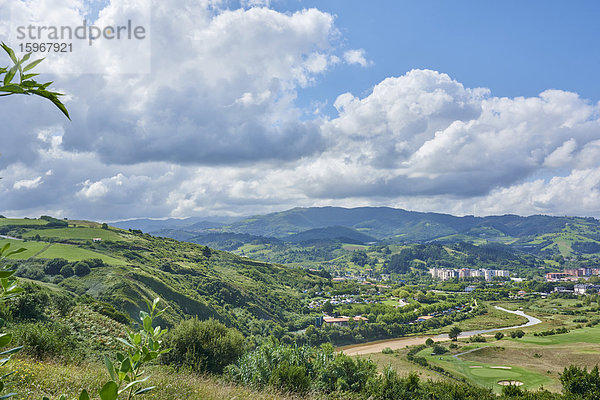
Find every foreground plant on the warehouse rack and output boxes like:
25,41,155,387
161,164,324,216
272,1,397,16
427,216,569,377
0,243,26,398
0,42,70,119
46,298,170,400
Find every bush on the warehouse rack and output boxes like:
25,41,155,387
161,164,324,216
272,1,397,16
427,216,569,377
431,344,447,355
425,338,434,346
73,261,91,276
510,330,525,338
470,334,486,343
382,347,394,354
44,258,68,275
495,332,504,340
11,321,76,359
8,283,49,320
163,317,245,374
269,362,310,393
59,264,74,278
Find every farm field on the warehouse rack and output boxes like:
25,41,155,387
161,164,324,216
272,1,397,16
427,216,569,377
0,239,126,265
0,218,48,226
22,227,124,242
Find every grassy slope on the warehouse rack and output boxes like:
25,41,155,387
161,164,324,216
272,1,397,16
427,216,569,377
10,358,301,400
1,219,327,330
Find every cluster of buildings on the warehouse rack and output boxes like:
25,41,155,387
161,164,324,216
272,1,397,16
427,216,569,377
546,267,600,282
429,267,510,281
316,315,368,327
307,294,378,309
553,284,600,295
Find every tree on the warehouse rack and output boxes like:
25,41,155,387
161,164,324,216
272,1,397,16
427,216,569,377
560,365,600,399
162,317,244,374
448,326,461,341
59,264,74,278
73,261,91,277
0,243,26,399
0,43,70,119
44,258,68,275
425,338,434,346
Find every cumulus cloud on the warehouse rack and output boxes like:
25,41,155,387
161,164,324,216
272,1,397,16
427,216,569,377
343,49,370,67
3,1,600,221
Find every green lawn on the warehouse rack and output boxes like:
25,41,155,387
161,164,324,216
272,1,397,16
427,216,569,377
0,218,48,226
0,239,49,258
22,227,124,241
420,346,553,393
0,239,126,265
515,325,600,346
36,243,126,265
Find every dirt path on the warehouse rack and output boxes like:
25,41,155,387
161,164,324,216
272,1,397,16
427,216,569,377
339,306,542,356
340,335,447,356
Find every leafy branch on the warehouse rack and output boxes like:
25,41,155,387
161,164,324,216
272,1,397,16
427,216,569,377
0,42,70,120
46,298,170,400
0,244,26,399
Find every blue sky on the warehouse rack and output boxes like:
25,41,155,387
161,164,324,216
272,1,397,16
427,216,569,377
274,1,600,115
2,0,600,220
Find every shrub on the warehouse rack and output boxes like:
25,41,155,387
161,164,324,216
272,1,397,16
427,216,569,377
8,283,49,320
59,264,74,278
163,317,245,374
382,347,393,354
269,362,310,393
11,321,76,359
44,258,68,275
510,330,525,338
431,344,447,355
73,261,91,276
425,338,434,346
470,334,486,343
495,332,504,340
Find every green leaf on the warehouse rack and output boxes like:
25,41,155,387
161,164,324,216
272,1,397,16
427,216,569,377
98,381,118,400
120,376,150,393
3,66,17,86
0,85,25,94
0,271,15,279
104,355,116,382
5,248,25,257
116,337,134,349
0,243,9,256
143,315,152,333
22,73,39,80
22,57,44,72
134,386,155,395
78,389,90,400
0,346,22,356
1,43,17,64
120,357,131,373
0,333,12,347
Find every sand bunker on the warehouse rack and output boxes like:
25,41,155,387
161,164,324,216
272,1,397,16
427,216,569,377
490,366,512,369
498,380,523,386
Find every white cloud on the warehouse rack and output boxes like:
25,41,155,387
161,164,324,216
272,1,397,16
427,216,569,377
343,49,371,67
3,2,600,221
13,177,43,190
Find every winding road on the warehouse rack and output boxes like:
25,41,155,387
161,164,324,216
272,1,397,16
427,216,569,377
340,306,542,356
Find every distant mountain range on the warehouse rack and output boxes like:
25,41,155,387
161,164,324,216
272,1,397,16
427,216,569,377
114,207,600,257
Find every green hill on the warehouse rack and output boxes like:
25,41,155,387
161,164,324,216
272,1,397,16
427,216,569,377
0,218,327,332
217,207,600,257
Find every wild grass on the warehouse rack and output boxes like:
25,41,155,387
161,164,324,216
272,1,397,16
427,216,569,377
6,358,312,400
